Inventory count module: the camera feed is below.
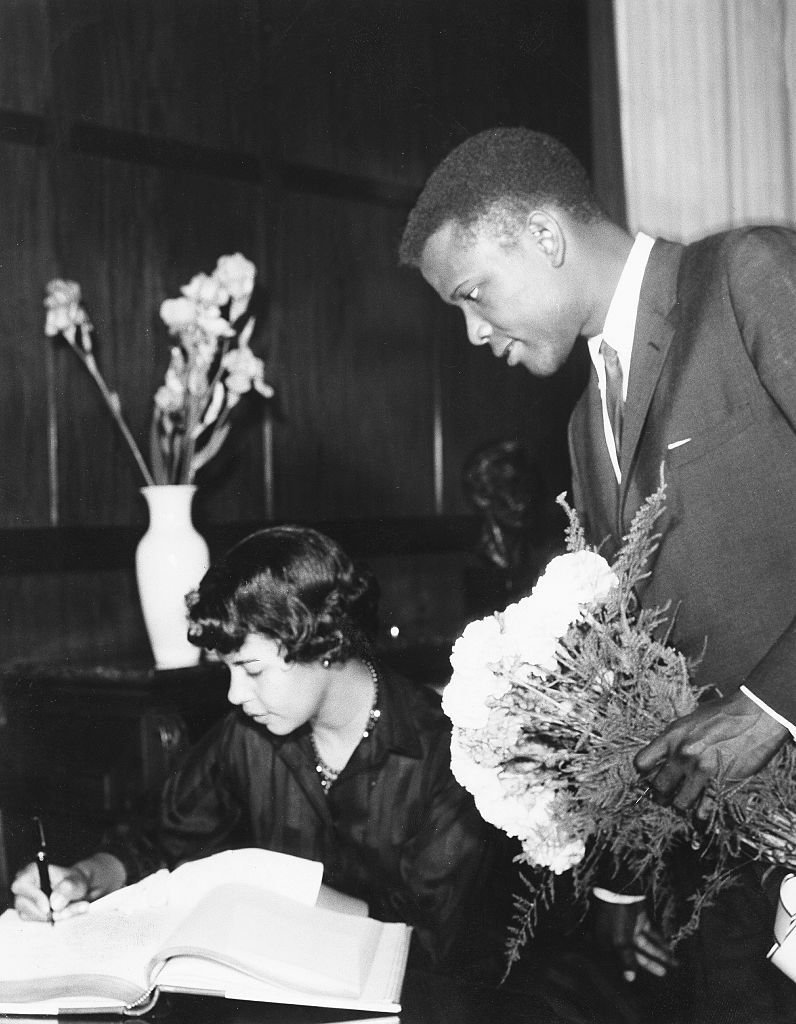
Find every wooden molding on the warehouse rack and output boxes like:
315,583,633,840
0,516,481,575
0,108,47,147
0,109,418,207
70,122,262,182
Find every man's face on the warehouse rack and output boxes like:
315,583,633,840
419,217,583,377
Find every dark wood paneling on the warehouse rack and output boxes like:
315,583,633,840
46,152,269,525
269,0,436,184
281,163,418,210
588,0,627,225
1,0,595,531
272,192,437,519
47,0,267,151
21,0,274,529
270,0,592,183
0,145,54,528
69,123,262,183
423,0,594,520
423,0,593,165
0,518,482,664
0,517,481,575
439,323,592,519
0,0,598,659
0,0,49,113
0,570,148,664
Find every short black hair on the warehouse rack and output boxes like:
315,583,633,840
399,127,603,267
186,525,379,663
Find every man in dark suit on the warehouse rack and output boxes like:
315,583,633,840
399,126,796,1022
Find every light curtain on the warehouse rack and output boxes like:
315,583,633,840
612,0,796,241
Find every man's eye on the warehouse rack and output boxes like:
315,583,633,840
465,286,480,302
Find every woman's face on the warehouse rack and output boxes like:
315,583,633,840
222,634,328,735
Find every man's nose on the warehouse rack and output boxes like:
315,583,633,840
463,307,491,347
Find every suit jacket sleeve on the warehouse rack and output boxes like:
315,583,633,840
725,229,796,719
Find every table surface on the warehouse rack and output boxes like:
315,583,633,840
0,950,685,1024
0,964,573,1024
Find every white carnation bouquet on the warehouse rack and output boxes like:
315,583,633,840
443,481,796,975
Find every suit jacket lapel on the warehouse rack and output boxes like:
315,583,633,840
619,239,684,513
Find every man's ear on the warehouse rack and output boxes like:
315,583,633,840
526,210,565,268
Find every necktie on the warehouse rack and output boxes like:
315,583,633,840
600,339,624,462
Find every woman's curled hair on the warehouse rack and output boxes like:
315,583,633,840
186,525,379,664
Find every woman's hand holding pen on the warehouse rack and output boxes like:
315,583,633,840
11,852,127,923
12,862,89,922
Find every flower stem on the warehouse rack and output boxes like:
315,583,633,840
81,351,156,486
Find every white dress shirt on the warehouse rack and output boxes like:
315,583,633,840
587,232,655,484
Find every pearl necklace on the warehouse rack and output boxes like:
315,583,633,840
310,659,380,795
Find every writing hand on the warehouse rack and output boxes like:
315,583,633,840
593,901,675,982
634,690,789,812
12,862,88,922
12,852,127,923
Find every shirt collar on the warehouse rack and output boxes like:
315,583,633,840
372,665,425,759
587,231,656,395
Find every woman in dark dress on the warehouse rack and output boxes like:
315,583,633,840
12,526,506,968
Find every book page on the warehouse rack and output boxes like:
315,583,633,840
97,847,323,915
156,920,412,1014
165,848,323,908
0,851,411,1015
0,849,323,1010
315,884,368,917
0,903,175,1001
151,885,383,998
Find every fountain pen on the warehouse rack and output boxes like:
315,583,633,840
33,816,55,925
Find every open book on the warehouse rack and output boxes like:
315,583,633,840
0,848,411,1017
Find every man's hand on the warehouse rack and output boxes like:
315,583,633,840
592,901,675,982
634,690,789,811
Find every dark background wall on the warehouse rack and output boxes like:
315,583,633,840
0,0,615,664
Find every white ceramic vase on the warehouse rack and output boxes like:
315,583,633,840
136,484,210,669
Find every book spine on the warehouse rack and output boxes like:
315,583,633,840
123,986,161,1017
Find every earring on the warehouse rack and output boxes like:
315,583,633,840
321,658,331,669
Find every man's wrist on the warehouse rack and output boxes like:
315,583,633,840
740,685,796,739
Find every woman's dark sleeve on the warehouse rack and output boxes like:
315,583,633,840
373,728,506,965
100,715,247,883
